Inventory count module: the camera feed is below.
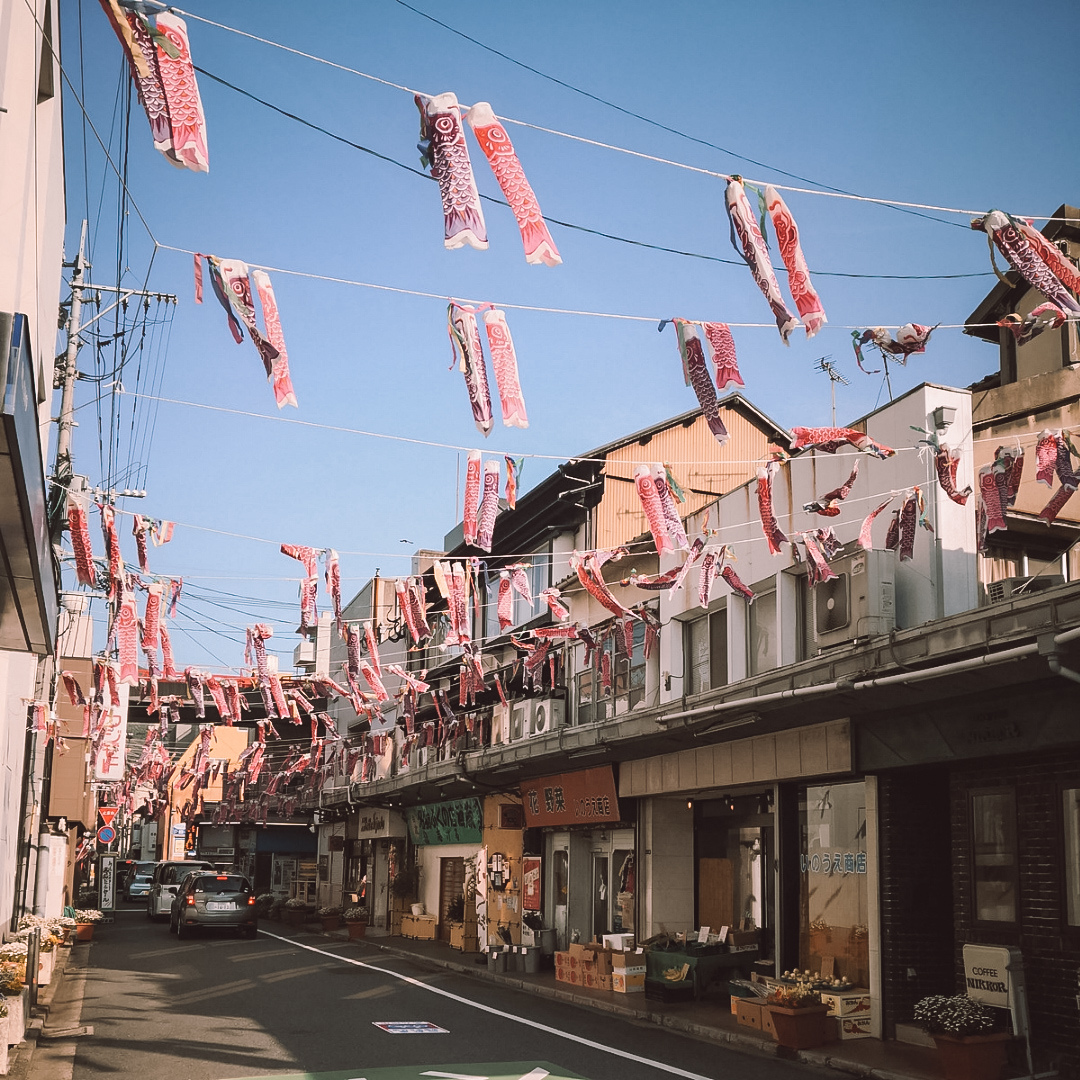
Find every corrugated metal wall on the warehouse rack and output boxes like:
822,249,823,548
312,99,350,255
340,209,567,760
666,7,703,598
594,410,778,550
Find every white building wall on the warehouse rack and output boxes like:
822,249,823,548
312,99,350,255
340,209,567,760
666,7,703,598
660,384,977,675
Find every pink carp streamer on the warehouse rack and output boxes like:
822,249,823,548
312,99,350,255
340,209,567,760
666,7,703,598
132,515,151,571
1040,484,1076,524
99,502,123,591
936,446,971,505
466,101,561,267
504,455,520,509
698,550,719,608
325,549,343,630
721,563,755,603
1016,222,1080,296
674,320,728,446
252,270,297,408
406,578,431,641
1035,431,1058,487
417,92,487,251
477,460,501,552
446,563,471,646
702,322,743,390
360,660,389,704
998,303,1066,345
764,186,826,338
510,564,534,607
801,532,838,585
1031,431,1079,524
463,450,482,545
725,178,799,342
99,3,208,172
858,499,894,550
364,621,381,676
653,464,689,551
68,495,96,587
571,552,636,619
790,426,895,459
634,465,674,555
142,582,163,655
118,580,139,685
497,571,514,632
216,259,279,378
155,14,209,172
449,304,494,436
626,538,704,591
974,212,1080,315
483,309,529,428
805,461,860,517
756,462,788,555
539,588,570,621
396,579,419,644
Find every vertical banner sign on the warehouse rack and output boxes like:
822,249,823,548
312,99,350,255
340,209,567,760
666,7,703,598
522,856,542,911
93,706,128,781
169,823,186,858
99,852,117,911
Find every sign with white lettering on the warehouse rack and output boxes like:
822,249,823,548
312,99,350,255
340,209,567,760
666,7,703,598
519,766,620,828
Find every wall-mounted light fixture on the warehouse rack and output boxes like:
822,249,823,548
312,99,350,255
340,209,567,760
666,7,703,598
932,404,956,431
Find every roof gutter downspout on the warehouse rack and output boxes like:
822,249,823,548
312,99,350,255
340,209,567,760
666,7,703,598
667,624,1080,729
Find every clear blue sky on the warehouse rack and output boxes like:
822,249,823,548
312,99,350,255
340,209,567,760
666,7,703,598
60,0,1079,672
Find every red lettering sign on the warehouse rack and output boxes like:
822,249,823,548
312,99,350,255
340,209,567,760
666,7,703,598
519,766,619,827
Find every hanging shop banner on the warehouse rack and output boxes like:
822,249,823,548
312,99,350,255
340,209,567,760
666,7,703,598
520,765,620,827
522,856,541,911
93,706,128,782
406,797,483,846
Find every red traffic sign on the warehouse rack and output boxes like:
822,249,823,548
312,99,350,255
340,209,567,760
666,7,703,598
99,806,118,828
97,825,116,845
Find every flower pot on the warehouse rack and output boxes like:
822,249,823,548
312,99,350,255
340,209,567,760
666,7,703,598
410,903,424,917
346,920,367,940
285,909,306,927
75,922,95,941
321,915,341,932
767,1004,833,1050
933,1032,1012,1080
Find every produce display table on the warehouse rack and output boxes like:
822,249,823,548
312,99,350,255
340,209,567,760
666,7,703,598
645,945,758,999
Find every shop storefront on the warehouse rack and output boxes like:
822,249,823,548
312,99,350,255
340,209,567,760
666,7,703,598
521,765,632,950
407,796,484,942
345,806,407,933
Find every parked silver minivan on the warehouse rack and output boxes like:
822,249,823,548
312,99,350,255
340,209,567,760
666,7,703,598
146,860,215,920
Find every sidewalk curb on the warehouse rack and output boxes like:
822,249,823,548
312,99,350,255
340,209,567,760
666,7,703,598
3,944,74,1079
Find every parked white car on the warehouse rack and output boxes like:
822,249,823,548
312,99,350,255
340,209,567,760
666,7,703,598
146,860,215,920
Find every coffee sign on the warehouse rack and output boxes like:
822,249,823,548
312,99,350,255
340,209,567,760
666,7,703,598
962,943,1021,1010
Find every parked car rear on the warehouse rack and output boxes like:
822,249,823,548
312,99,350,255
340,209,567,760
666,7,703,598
147,860,215,920
125,869,155,901
170,872,258,938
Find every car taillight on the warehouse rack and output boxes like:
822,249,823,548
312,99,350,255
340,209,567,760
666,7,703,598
186,895,195,906
248,896,256,906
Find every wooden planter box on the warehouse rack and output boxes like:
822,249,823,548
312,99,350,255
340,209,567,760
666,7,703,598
320,916,342,932
448,922,479,953
346,920,367,940
933,1032,1012,1080
767,1004,834,1050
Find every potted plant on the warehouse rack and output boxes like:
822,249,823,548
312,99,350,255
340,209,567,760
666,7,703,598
913,994,1012,1080
343,905,368,940
318,905,343,932
765,980,833,1050
73,908,103,941
390,865,419,902
284,898,308,927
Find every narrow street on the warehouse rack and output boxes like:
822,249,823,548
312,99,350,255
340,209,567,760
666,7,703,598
37,908,834,1080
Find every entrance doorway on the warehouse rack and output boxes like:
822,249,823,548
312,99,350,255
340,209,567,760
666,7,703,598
438,856,465,941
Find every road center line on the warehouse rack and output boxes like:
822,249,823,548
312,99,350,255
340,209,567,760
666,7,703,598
258,932,714,1080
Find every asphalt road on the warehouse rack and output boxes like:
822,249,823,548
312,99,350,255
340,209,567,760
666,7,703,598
55,905,832,1080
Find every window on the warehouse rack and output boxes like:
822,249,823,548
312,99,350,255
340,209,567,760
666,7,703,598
1064,788,1080,926
684,607,727,695
748,579,777,675
575,620,646,724
971,789,1019,924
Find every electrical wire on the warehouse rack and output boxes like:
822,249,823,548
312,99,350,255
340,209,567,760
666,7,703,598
192,66,991,282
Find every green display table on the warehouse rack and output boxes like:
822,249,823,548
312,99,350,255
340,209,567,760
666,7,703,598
645,946,759,998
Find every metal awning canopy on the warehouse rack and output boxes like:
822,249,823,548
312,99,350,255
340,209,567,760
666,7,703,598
0,313,58,654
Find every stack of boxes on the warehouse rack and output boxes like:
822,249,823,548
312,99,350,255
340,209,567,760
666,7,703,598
553,940,645,993
820,988,875,1040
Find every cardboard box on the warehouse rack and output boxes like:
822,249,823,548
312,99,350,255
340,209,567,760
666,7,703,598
583,947,613,976
569,942,589,962
598,973,613,992
819,989,872,1017
610,949,646,969
736,998,764,1030
569,968,582,986
602,933,634,951
400,913,438,941
837,1011,876,1039
612,971,646,993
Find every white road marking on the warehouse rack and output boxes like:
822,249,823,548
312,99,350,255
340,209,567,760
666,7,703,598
421,1072,490,1079
259,931,714,1080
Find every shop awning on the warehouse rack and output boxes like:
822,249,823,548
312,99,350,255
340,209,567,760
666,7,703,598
0,313,57,654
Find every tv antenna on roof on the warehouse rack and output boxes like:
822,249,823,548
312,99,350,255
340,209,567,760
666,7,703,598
813,356,848,426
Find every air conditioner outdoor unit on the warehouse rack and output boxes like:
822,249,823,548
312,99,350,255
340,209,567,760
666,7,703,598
529,697,566,737
491,702,510,745
509,700,528,742
986,575,1065,604
812,548,895,651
